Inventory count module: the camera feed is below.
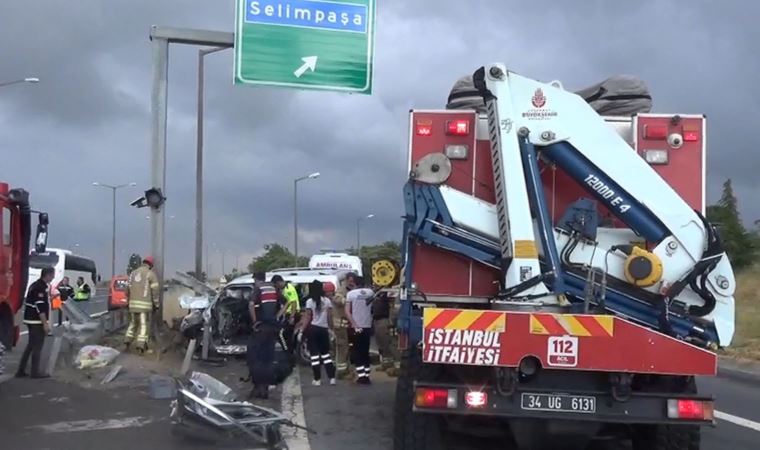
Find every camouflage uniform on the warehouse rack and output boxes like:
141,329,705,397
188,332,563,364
124,263,160,351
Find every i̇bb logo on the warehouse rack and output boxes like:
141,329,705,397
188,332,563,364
532,88,546,108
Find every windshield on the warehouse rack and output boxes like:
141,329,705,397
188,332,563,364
114,279,129,290
29,253,59,269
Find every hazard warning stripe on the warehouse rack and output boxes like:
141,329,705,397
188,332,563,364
530,313,614,337
423,308,506,332
425,309,461,329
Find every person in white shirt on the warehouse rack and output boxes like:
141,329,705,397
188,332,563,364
345,278,375,385
299,280,336,386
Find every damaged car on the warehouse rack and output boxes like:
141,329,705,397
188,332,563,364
181,269,347,366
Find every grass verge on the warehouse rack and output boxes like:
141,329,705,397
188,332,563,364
722,265,760,361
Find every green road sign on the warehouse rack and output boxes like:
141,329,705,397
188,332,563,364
234,0,376,94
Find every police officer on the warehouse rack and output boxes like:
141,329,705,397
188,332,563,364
123,256,160,353
272,275,300,354
332,272,358,379
247,271,285,399
16,267,54,378
74,276,91,301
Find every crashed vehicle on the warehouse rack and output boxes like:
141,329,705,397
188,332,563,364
170,371,311,448
181,269,349,365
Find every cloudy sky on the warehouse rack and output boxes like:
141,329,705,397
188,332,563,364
1,0,757,279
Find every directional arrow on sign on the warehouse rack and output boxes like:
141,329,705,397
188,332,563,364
293,56,318,78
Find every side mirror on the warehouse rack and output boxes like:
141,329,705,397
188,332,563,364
34,212,48,253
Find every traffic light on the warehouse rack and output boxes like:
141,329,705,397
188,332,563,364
129,187,166,209
144,188,166,209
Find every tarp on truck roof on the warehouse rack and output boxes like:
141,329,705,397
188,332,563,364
446,73,652,116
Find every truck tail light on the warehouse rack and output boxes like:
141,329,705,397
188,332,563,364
416,123,433,136
415,388,457,409
465,391,487,408
446,120,470,136
667,399,714,421
683,130,700,142
644,125,667,140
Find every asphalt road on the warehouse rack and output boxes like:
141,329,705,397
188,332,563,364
299,367,760,450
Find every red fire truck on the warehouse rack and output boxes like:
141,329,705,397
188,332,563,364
394,67,733,450
0,182,48,350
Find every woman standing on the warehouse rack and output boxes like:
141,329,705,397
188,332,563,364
300,280,336,386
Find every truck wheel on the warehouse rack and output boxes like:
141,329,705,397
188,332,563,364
393,348,443,450
632,424,700,450
0,310,13,350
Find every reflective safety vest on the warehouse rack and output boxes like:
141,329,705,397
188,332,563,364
282,282,300,315
74,285,91,301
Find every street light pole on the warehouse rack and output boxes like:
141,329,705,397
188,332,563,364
0,77,39,88
196,47,228,281
356,214,375,258
293,172,320,266
93,181,137,279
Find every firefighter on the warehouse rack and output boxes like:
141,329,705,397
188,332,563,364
272,275,300,354
123,256,160,353
74,276,91,301
247,271,285,399
332,272,359,379
16,267,54,378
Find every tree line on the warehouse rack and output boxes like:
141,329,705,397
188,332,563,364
706,179,759,271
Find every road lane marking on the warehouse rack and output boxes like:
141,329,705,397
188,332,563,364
281,368,311,450
716,410,760,432
28,416,156,433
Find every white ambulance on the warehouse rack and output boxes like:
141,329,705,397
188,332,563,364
308,252,363,277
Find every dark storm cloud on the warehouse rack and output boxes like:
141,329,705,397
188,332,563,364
1,0,759,277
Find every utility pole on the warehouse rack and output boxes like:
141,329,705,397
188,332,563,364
195,46,228,282
293,172,320,266
93,182,137,279
356,214,375,259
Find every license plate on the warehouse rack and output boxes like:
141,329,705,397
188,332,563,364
520,393,596,414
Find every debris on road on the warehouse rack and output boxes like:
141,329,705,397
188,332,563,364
100,365,123,384
74,345,120,370
149,374,176,399
169,371,309,449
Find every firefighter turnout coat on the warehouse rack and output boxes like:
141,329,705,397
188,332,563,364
126,264,160,313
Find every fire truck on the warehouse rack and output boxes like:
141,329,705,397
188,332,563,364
393,64,734,450
0,182,48,350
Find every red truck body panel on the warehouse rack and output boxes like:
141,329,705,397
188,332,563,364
422,308,717,376
407,110,706,299
0,182,26,347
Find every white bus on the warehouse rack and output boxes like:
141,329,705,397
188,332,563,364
27,247,99,298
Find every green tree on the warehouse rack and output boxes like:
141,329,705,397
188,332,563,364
350,241,402,279
706,179,757,270
248,243,309,273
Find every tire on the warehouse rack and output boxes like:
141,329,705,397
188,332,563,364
632,424,700,450
393,348,443,450
0,310,13,350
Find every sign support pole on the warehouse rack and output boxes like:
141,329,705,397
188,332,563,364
148,26,233,322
